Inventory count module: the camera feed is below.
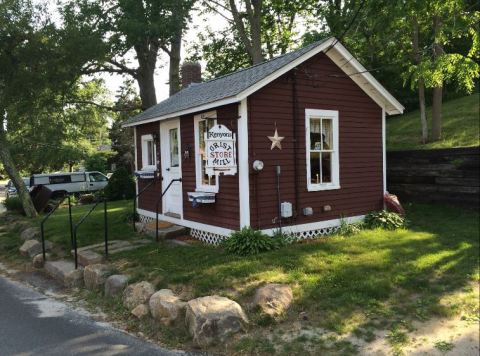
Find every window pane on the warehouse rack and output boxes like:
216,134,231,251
147,140,154,166
310,152,321,184
321,152,332,183
322,119,332,150
169,129,179,167
310,118,321,150
89,173,107,182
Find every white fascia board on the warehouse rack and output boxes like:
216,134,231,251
122,96,240,128
327,42,405,115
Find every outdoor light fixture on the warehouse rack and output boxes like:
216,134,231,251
184,144,191,159
252,160,264,171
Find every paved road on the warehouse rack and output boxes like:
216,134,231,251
0,275,193,356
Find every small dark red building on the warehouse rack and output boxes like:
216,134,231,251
123,37,404,244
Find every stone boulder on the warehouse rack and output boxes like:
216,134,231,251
135,222,145,233
84,264,113,291
44,260,84,288
131,304,149,319
253,283,293,317
105,274,129,298
20,227,40,241
20,240,52,257
32,253,50,268
149,289,186,325
123,281,155,309
185,295,248,347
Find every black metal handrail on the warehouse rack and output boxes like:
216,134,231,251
73,198,108,269
40,195,73,261
133,173,158,232
155,178,182,242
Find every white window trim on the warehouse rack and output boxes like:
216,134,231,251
194,110,219,193
305,109,340,191
141,134,157,171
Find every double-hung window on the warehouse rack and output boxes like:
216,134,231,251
194,111,218,192
306,109,340,191
141,134,157,171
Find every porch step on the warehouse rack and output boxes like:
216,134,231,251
144,223,188,240
77,250,104,267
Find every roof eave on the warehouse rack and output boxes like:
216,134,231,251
121,95,241,128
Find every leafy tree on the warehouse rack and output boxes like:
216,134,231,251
62,0,195,108
0,0,82,217
304,0,479,143
109,81,141,173
7,80,111,174
195,0,315,76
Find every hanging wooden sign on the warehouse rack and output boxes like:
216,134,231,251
205,124,237,176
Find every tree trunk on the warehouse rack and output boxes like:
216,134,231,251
249,0,264,64
136,68,157,110
431,86,443,140
431,15,444,142
412,17,428,143
418,80,428,143
135,42,158,110
169,29,182,96
0,124,37,218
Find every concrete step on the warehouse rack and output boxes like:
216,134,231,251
44,260,83,287
77,250,104,267
145,224,188,240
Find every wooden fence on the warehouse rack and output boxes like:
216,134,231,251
387,147,479,208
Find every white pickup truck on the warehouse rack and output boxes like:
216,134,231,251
30,171,109,197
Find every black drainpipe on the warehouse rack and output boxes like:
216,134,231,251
292,68,300,218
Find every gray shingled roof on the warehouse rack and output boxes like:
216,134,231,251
123,38,331,126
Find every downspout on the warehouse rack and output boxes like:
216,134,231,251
292,68,300,218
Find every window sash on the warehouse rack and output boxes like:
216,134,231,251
141,135,157,170
306,109,340,191
194,112,219,192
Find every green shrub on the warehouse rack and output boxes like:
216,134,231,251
3,196,25,214
364,210,405,230
222,227,287,256
85,151,114,172
104,167,135,201
337,218,364,236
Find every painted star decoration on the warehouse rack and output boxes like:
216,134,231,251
268,128,285,150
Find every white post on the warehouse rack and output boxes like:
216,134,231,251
238,98,250,228
382,107,387,202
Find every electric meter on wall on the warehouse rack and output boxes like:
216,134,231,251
281,202,293,218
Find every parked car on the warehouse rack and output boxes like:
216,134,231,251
5,178,30,199
30,171,109,197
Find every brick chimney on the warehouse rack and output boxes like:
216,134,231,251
181,62,202,89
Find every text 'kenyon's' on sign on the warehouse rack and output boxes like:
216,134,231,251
205,124,237,176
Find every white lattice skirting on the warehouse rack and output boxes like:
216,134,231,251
190,229,228,245
138,213,361,246
139,214,155,224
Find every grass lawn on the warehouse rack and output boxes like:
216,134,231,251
0,201,478,354
36,199,139,250
111,203,478,354
387,94,479,151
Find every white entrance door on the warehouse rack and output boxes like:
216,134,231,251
160,119,183,217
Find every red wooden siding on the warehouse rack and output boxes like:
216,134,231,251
135,122,163,212
180,104,240,230
248,52,383,229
